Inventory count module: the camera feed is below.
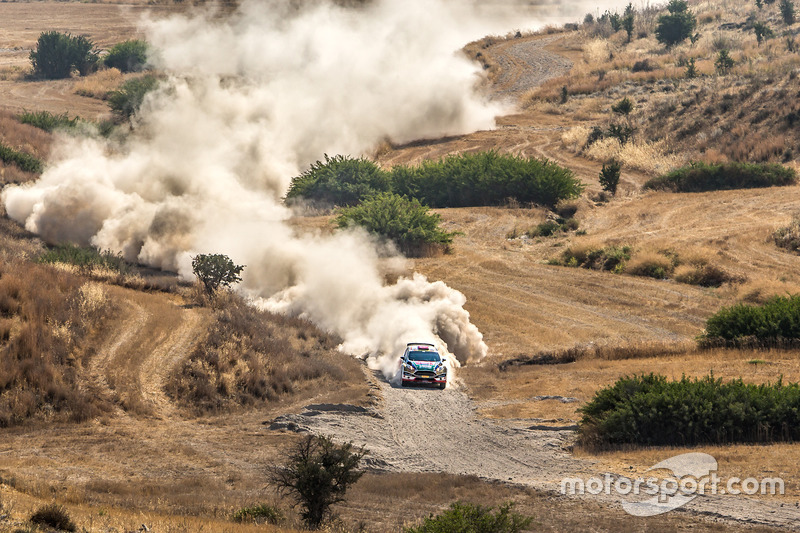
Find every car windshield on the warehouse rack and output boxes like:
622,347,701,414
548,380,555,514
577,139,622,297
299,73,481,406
408,351,440,362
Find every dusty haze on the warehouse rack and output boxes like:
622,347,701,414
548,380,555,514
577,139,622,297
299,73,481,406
2,0,627,378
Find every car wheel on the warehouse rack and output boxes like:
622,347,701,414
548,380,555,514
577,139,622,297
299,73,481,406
439,383,446,390
401,381,407,387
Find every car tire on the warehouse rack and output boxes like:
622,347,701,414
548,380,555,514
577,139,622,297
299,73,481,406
438,383,446,390
401,381,407,387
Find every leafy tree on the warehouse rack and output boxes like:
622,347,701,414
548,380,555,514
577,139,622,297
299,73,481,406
599,160,621,195
29,31,99,79
271,435,366,529
405,502,532,533
191,253,244,294
107,75,159,120
655,0,697,48
780,0,796,24
753,22,775,45
584,13,594,24
611,97,634,116
685,57,698,78
623,3,635,42
715,49,735,74
285,154,391,207
336,192,456,256
104,39,149,72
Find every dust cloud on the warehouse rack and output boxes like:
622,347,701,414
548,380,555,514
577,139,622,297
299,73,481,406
2,0,622,378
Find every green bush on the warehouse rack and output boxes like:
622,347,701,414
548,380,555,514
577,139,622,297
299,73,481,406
0,142,43,174
579,373,800,447
674,263,732,287
286,151,584,209
643,161,797,192
39,243,129,273
655,0,697,48
774,217,800,253
285,154,390,207
396,151,583,208
599,160,621,195
700,294,800,347
29,504,76,532
104,39,149,72
524,217,578,238
107,75,159,120
560,244,631,272
231,504,283,524
29,31,98,79
715,48,735,74
336,193,456,256
405,502,532,533
18,110,80,132
780,0,796,24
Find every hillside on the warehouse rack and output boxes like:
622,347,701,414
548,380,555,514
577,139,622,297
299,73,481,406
1,0,800,531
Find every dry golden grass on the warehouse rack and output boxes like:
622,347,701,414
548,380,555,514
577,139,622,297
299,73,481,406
0,109,52,160
73,68,123,99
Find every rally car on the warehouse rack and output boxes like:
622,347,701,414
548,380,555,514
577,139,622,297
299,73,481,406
399,342,447,389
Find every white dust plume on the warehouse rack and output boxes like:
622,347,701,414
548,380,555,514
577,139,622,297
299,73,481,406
3,0,504,379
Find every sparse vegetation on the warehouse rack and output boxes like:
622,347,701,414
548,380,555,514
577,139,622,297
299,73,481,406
611,97,633,117
168,293,359,411
231,503,283,525
579,373,800,447
521,217,579,238
29,504,76,532
558,243,632,272
405,502,532,533
336,192,456,257
271,434,366,529
107,75,159,119
643,161,796,192
104,39,149,72
700,294,800,347
0,142,43,174
752,22,775,46
774,216,800,253
715,48,735,74
191,253,244,294
29,31,98,79
18,110,80,132
39,243,128,273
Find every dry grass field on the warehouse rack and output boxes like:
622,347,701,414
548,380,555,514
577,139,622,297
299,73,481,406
1,0,800,531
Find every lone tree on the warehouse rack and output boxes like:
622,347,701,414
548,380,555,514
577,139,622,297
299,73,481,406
780,0,796,24
623,3,636,42
715,49,735,75
29,31,98,79
191,253,244,294
655,0,697,48
271,435,366,529
599,160,622,195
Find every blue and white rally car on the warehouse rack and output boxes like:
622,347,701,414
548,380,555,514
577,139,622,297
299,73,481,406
399,342,447,389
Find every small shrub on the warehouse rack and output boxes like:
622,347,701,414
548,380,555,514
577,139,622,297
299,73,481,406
525,217,578,238
0,142,43,174
611,97,634,116
624,251,674,279
405,502,532,533
107,75,159,120
191,253,244,294
774,217,800,253
780,0,796,24
753,22,775,45
18,110,79,132
271,435,366,529
606,124,634,145
232,504,283,524
643,161,797,192
29,504,76,532
701,294,800,346
631,59,654,72
336,193,456,256
685,57,698,78
655,0,697,48
29,31,98,79
715,49,735,74
579,373,800,448
673,263,732,287
599,160,621,195
104,40,149,72
560,244,631,272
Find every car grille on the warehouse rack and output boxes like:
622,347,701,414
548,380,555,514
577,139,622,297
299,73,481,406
414,371,436,379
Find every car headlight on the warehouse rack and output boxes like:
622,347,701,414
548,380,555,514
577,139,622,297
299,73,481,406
435,364,447,375
404,363,415,373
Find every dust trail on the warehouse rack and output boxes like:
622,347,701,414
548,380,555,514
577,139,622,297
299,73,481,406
1,0,627,377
